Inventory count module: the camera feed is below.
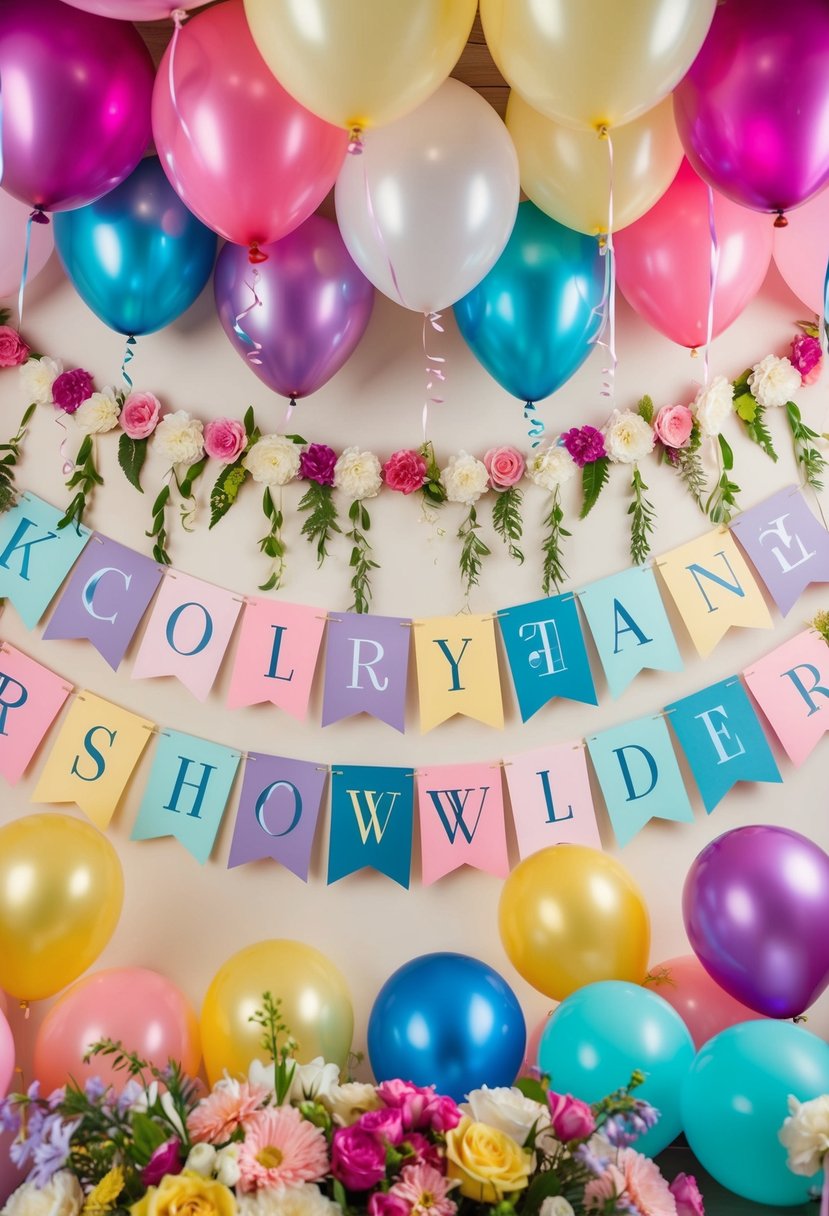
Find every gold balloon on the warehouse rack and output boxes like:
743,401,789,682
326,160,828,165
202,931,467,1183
498,845,650,1001
507,91,683,236
201,940,354,1085
242,0,478,131
0,813,123,1002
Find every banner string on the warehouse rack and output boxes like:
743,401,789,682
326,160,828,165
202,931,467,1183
703,186,720,387
594,127,617,403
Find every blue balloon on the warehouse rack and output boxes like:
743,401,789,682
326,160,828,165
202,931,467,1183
538,981,694,1157
53,157,216,336
368,952,526,1101
682,1020,829,1206
453,201,604,404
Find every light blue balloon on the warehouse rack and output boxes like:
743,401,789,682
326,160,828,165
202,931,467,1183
538,980,694,1157
453,201,604,405
682,1020,829,1206
54,156,216,336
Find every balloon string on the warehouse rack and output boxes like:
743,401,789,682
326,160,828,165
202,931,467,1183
121,335,137,389
524,401,545,449
55,415,76,477
284,396,297,428
232,267,263,366
703,185,720,387
168,9,196,150
362,152,406,308
422,311,445,442
594,128,617,403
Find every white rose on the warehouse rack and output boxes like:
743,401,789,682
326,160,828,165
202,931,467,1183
540,1198,575,1216
237,1184,341,1216
779,1094,829,1176
462,1086,550,1145
184,1143,217,1178
748,354,802,408
333,446,382,500
248,1058,277,1094
154,409,204,466
20,356,63,405
288,1057,340,1105
322,1081,382,1125
440,450,490,505
4,1173,83,1216
74,388,120,435
693,374,734,438
243,435,301,487
527,444,577,491
604,409,655,465
215,1144,241,1188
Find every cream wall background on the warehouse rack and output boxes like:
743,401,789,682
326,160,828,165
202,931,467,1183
0,239,827,1077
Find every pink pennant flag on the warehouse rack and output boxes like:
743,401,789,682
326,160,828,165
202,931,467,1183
744,629,829,766
505,743,602,857
131,572,242,700
417,762,510,885
0,643,72,784
227,598,325,719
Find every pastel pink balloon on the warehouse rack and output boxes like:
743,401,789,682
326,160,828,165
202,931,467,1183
0,191,54,301
521,1009,555,1075
62,0,204,16
646,955,763,1051
614,160,773,348
773,187,829,317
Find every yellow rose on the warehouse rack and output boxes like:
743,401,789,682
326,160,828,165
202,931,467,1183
131,1173,236,1216
445,1116,533,1202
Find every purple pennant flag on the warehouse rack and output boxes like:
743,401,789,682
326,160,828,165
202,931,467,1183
43,534,163,669
227,752,327,880
730,486,829,616
321,612,410,731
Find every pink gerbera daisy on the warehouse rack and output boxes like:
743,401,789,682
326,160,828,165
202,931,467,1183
585,1149,677,1216
391,1163,459,1216
237,1106,329,1193
187,1077,271,1144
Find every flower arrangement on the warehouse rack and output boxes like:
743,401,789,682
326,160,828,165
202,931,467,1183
780,1092,829,1209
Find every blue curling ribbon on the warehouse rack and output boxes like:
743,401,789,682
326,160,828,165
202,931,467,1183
524,400,546,448
121,335,137,388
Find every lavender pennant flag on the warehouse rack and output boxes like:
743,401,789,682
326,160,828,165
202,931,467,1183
730,486,829,615
227,753,327,881
322,612,410,731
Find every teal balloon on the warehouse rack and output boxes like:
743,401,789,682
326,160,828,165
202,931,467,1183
453,201,604,403
54,157,216,336
538,980,694,1157
682,1020,829,1206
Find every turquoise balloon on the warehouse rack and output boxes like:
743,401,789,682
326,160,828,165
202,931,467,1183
682,1020,829,1206
54,156,216,336
453,201,604,404
538,980,694,1157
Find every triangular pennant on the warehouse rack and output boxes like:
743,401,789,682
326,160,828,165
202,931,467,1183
0,643,72,784
0,493,89,628
417,761,509,884
414,614,503,731
743,629,829,766
327,765,413,887
226,598,325,719
227,753,327,880
498,593,597,721
504,743,602,856
322,612,410,731
730,486,829,616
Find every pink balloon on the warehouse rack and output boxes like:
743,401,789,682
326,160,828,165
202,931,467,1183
615,160,773,348
647,955,763,1051
152,0,348,252
0,1010,13,1098
33,968,200,1094
521,1009,555,1075
62,1,204,16
773,187,829,316
0,190,54,301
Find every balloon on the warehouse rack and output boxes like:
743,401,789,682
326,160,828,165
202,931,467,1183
454,202,604,404
645,955,764,1051
0,190,54,300
53,158,216,338
0,0,153,212
201,940,353,1086
539,981,694,1157
0,1011,13,1099
0,814,123,1002
152,1,348,253
335,79,519,313
481,0,715,132
367,953,526,1102
774,188,829,315
62,0,204,16
243,0,477,133
674,0,829,216
214,217,374,400
507,93,683,237
681,1021,829,1205
34,968,200,1094
683,825,829,1019
615,160,773,349
521,1010,555,1077
498,845,650,1001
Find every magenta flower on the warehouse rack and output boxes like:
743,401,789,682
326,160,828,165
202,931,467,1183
670,1172,705,1216
548,1091,596,1142
300,443,338,486
331,1125,388,1191
52,368,94,414
383,449,428,494
368,1193,411,1216
141,1138,183,1186
358,1107,404,1145
790,333,823,385
561,426,606,467
0,326,29,368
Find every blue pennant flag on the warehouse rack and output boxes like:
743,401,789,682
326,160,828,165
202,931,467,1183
0,493,89,628
328,764,414,888
499,593,597,722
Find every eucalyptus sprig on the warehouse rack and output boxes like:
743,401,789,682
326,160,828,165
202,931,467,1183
540,489,570,596
248,991,298,1106
492,485,524,564
705,433,741,525
458,502,490,599
58,433,103,532
345,498,378,614
629,466,656,565
0,402,36,514
785,400,828,492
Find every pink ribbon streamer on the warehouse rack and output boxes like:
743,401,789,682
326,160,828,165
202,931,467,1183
593,129,617,403
422,311,445,441
232,267,263,366
703,185,720,386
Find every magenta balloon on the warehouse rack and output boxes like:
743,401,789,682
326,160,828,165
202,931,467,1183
773,187,829,316
674,0,829,215
0,0,153,212
214,215,375,399
683,825,829,1019
62,0,204,16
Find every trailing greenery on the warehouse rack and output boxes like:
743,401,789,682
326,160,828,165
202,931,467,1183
629,466,656,566
0,402,35,514
298,482,341,564
491,485,524,564
705,433,741,525
541,489,570,597
458,503,490,599
345,498,379,614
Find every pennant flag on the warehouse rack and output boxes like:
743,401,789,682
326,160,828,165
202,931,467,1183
227,753,327,880
505,743,602,856
579,567,683,698
327,764,414,887
730,486,829,616
0,493,90,628
131,729,240,864
666,677,782,813
657,528,773,657
322,612,410,731
744,629,829,766
499,593,596,721
32,691,153,828
417,762,509,884
131,571,242,700
414,615,503,731
43,534,163,669
0,643,72,784
587,715,695,847
227,598,325,719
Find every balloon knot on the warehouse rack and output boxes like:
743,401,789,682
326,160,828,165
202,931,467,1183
347,125,364,155
19,1000,30,1019
793,1013,808,1023
170,6,187,23
773,209,788,228
248,242,268,265
596,124,610,141
689,347,699,358
29,208,50,226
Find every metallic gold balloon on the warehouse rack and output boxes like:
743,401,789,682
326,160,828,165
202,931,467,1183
498,846,650,1001
201,940,354,1085
0,813,123,1001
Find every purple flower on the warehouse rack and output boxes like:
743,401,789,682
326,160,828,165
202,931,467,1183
604,1102,660,1148
84,1077,109,1103
0,1098,21,1136
300,443,338,486
574,1142,610,1176
29,1115,79,1187
141,1138,183,1187
117,1079,144,1115
670,1172,705,1216
52,368,94,414
561,425,606,467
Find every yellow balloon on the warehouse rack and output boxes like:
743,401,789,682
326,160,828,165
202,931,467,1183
0,813,123,1002
201,940,354,1085
242,0,478,132
481,0,716,131
498,845,650,1001
507,92,683,236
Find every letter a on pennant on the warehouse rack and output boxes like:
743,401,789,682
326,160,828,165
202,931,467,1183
417,762,509,884
327,765,414,887
413,615,503,731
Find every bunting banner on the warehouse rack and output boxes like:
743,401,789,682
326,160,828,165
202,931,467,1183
227,753,327,880
0,493,90,629
744,629,829,766
322,612,410,731
504,742,602,856
327,765,414,887
417,762,510,885
498,593,597,721
0,643,72,784
226,598,325,719
413,614,503,731
729,486,829,617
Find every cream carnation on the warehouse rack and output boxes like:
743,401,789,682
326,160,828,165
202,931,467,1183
779,1093,829,1176
748,354,802,408
243,435,301,487
604,409,655,464
322,1081,382,1125
20,355,63,405
693,375,734,438
74,388,120,435
4,1173,83,1216
440,451,490,505
237,1184,341,1216
527,444,577,491
462,1086,550,1144
154,409,204,466
334,446,382,500
540,1199,575,1216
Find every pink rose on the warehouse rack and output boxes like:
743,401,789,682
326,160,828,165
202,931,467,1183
331,1125,388,1190
383,449,428,494
358,1107,404,1146
670,1173,705,1216
484,445,525,490
653,404,693,450
204,417,246,464
402,1133,444,1171
427,1095,462,1133
377,1080,435,1131
547,1090,596,1142
141,1138,183,1186
0,326,29,368
368,1194,411,1216
790,333,823,385
121,391,162,440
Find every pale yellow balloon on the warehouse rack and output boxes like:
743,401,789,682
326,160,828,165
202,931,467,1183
0,813,123,1002
498,845,650,1001
507,91,683,236
482,0,716,131
200,940,354,1085
242,0,478,131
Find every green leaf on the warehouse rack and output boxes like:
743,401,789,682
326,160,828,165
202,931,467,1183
258,572,279,592
177,455,208,499
637,394,654,424
734,391,757,422
540,491,571,597
118,434,148,493
209,460,248,528
151,484,170,516
458,503,491,598
742,401,778,462
515,1075,547,1104
298,482,340,566
243,406,256,436
579,456,610,519
130,1112,168,1167
492,486,524,565
717,433,734,470
672,446,707,512
629,467,656,566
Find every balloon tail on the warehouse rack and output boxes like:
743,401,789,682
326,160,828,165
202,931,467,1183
703,185,720,387
773,210,788,229
55,415,76,477
17,209,48,328
121,335,137,389
284,395,297,428
524,401,545,449
422,311,445,442
594,127,617,403
233,267,264,366
347,125,364,156
19,1001,29,1020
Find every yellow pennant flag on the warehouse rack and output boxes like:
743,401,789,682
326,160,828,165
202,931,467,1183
414,614,504,731
32,692,153,829
657,528,772,657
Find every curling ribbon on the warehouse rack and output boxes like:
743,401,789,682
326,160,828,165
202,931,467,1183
822,255,829,362
232,268,264,366
54,416,76,478
703,185,720,387
593,128,617,403
422,311,445,442
121,335,137,389
523,401,545,448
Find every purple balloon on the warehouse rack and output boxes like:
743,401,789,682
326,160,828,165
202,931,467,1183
214,216,375,400
674,0,829,215
683,825,829,1019
0,0,154,212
